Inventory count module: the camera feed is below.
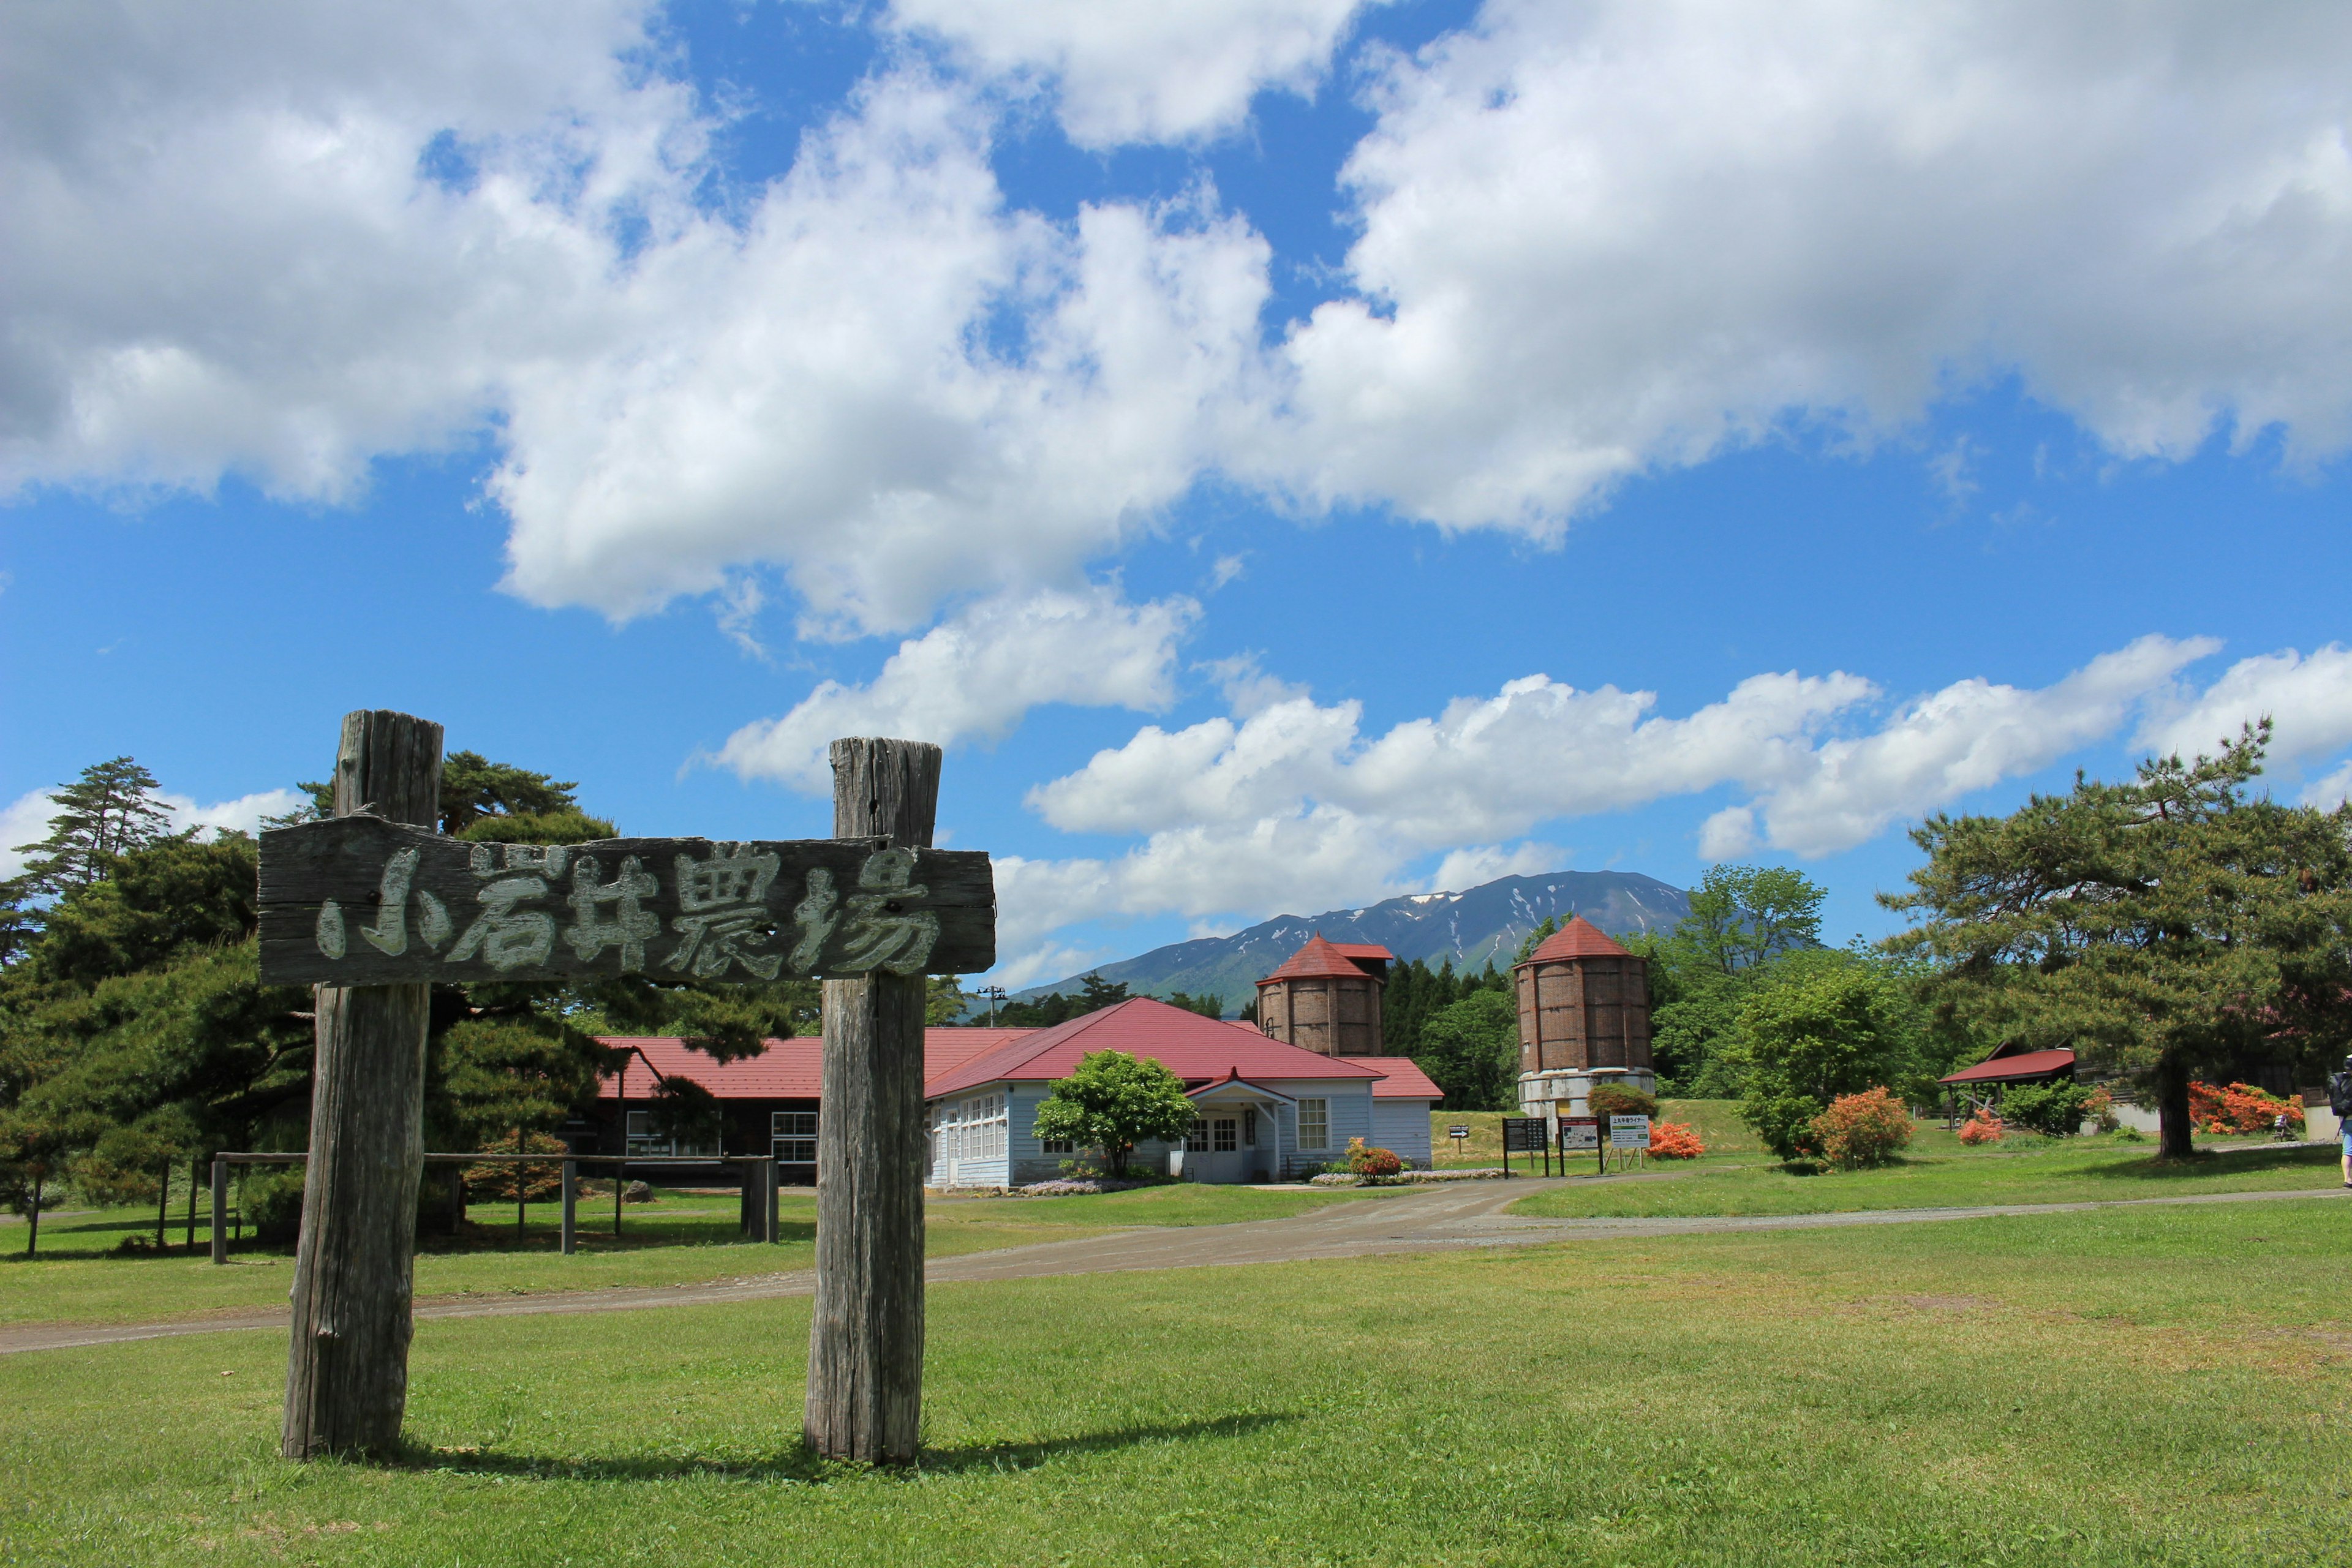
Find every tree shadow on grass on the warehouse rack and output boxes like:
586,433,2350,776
2084,1144,2335,1183
396,1412,1298,1485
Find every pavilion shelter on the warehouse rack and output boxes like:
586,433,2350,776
1937,1042,2078,1123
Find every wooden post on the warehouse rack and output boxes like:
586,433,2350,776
560,1159,576,1256
805,737,938,1466
186,1154,200,1250
156,1161,170,1250
514,1128,526,1245
210,1158,228,1264
767,1158,780,1244
282,709,441,1460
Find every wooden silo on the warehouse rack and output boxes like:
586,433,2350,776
1254,935,1390,1055
1513,916,1653,1080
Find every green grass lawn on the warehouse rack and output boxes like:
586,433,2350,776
1511,1133,2344,1219
6,1201,2350,1565
0,1182,1392,1329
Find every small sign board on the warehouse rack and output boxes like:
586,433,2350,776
1558,1116,1600,1150
1499,1117,1549,1153
1609,1114,1651,1149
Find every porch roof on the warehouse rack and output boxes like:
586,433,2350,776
1186,1072,1297,1104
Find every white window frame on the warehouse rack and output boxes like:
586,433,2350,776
771,1110,816,1165
1298,1098,1329,1150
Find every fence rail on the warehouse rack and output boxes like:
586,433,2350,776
207,1152,782,1264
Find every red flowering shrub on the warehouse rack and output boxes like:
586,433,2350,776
2188,1081,2305,1136
1648,1121,1706,1159
1956,1109,2003,1145
2081,1087,2119,1133
1809,1087,1913,1169
1345,1137,1404,1177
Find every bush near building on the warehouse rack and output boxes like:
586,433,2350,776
1809,1087,1913,1170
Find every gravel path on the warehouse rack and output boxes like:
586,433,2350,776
6,1181,2343,1357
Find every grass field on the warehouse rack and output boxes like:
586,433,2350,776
5,1200,2349,1565
0,1182,1398,1329
1512,1134,2343,1219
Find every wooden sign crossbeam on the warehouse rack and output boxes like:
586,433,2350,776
257,815,993,986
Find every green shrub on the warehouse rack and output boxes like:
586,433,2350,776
1586,1083,1660,1120
2002,1081,2094,1139
245,1167,305,1243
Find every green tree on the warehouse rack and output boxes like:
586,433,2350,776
1681,864,1826,976
1161,990,1225,1019
9,757,175,900
1882,724,2352,1159
1413,989,1519,1110
1030,1049,1197,1176
999,971,1131,1028
1728,952,1916,1160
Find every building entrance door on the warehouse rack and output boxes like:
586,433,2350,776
1183,1108,1253,1183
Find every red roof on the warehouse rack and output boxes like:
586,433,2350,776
1261,934,1383,982
1332,943,1395,964
1940,1046,2076,1085
1335,1056,1443,1100
595,1028,1037,1101
1518,916,1632,964
926,997,1383,1099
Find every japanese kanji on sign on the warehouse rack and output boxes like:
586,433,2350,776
257,816,994,986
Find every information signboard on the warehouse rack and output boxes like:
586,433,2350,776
1609,1115,1652,1149
1557,1117,1600,1150
1500,1118,1548,1152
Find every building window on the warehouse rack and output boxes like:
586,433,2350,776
1213,1117,1238,1153
1185,1118,1208,1153
1041,1134,1073,1154
1298,1099,1329,1150
625,1109,669,1156
772,1110,816,1165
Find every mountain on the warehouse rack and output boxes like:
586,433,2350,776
1013,870,1691,1015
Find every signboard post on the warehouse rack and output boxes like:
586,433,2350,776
258,715,992,1466
1557,1115,1602,1175
1608,1114,1652,1172
1447,1125,1470,1160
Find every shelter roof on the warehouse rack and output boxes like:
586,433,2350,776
1517,916,1633,965
1335,1056,1445,1100
925,997,1382,1099
1260,933,1382,982
1939,1046,2077,1085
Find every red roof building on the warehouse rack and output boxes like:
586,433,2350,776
584,999,1445,1189
1512,915,1656,1116
1939,1044,2078,1087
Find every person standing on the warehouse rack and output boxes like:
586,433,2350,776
2331,1056,2352,1187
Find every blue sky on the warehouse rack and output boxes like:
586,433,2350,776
5,1,2350,990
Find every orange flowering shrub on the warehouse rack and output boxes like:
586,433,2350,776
1809,1087,1913,1169
2188,1081,2305,1136
1956,1109,2003,1145
2081,1087,2119,1133
1345,1137,1404,1177
1648,1121,1706,1159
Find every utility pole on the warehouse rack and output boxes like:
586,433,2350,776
979,985,1006,1026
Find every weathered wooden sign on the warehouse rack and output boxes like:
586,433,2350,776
257,815,993,986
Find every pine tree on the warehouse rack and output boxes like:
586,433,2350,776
9,757,174,898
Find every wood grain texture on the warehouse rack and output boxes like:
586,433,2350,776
257,820,993,986
284,709,440,1459
804,738,938,1466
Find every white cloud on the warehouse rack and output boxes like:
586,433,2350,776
1429,841,1566,894
162,788,310,839
0,1,686,504
984,635,2216,978
715,586,1197,791
0,785,306,883
886,0,1376,148
1259,0,2352,531
1721,636,2222,856
2136,644,2352,774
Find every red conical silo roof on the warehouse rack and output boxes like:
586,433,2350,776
1518,915,1632,965
1259,933,1380,983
